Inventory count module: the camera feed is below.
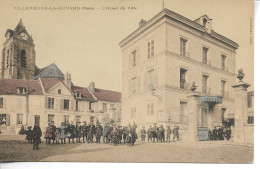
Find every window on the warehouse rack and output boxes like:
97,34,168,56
131,77,137,94
180,68,187,89
64,99,70,110
76,101,79,111
202,75,209,93
89,102,93,110
0,98,3,108
147,40,154,58
17,87,27,95
248,116,254,124
48,114,54,125
6,49,9,67
64,115,70,124
179,102,187,123
76,116,81,124
48,98,54,109
203,18,207,27
0,114,10,126
17,114,23,124
21,50,26,68
247,92,253,108
221,108,226,123
131,107,136,119
58,89,61,94
180,38,188,57
132,50,136,66
102,103,107,112
203,47,209,64
147,103,154,116
221,54,227,70
148,69,154,87
221,80,226,96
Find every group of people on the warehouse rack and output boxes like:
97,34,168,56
140,124,180,143
20,124,42,150
42,121,138,146
21,121,181,150
209,126,232,140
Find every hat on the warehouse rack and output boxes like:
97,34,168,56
27,126,32,129
83,121,87,123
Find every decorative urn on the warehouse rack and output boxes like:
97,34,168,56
191,82,197,92
237,68,245,81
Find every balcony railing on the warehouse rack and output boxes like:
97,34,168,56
202,87,211,95
202,59,211,66
221,65,229,71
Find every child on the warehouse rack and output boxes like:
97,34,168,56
55,128,60,144
141,126,146,143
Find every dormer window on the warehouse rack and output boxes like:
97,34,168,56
203,18,207,27
58,89,61,94
17,87,27,95
75,91,81,98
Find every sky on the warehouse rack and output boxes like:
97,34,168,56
0,0,254,91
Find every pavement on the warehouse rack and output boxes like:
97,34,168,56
41,140,254,163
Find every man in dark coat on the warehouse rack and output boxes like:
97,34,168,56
33,124,42,150
212,127,218,140
76,122,82,143
26,126,33,144
173,125,179,142
218,127,224,140
141,126,146,143
102,124,109,143
81,121,87,143
87,122,95,143
147,125,153,142
50,123,56,144
95,123,103,144
68,122,76,144
152,123,158,143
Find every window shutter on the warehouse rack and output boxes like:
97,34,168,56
3,98,6,109
55,98,58,110
6,114,10,126
45,97,48,108
71,100,74,111
60,99,64,110
154,68,159,87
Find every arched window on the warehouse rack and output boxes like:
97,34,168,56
58,89,61,94
21,50,26,68
203,18,207,27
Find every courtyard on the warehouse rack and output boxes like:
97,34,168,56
0,135,253,163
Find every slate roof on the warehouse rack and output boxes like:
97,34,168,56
71,86,96,102
93,88,121,102
0,79,43,95
34,63,64,80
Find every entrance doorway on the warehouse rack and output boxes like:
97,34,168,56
35,115,40,126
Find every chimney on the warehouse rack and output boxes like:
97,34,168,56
64,72,72,89
89,82,95,93
139,19,146,28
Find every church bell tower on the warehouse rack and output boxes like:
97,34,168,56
1,19,36,80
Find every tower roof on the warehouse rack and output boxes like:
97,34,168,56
34,63,64,80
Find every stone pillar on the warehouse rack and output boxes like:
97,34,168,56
232,81,250,143
187,94,199,142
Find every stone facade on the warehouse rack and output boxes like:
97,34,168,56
120,8,247,142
